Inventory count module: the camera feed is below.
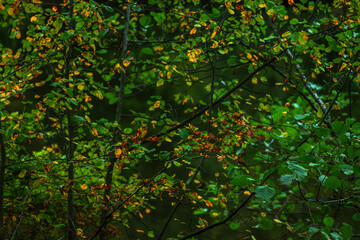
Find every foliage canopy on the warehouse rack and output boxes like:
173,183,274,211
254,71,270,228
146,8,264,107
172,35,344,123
1,0,360,239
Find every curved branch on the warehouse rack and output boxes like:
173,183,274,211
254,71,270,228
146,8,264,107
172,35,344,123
160,52,284,137
180,172,274,240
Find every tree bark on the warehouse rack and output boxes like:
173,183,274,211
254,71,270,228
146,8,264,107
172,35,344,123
99,2,131,239
65,1,76,239
0,121,7,240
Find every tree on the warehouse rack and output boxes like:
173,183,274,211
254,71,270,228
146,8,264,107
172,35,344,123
1,0,360,239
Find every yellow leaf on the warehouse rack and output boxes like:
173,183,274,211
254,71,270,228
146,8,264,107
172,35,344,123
154,100,160,108
8,7,14,16
30,16,37,22
167,71,172,79
18,169,26,178
77,82,85,90
156,79,164,87
259,3,267,8
123,60,131,67
92,128,98,137
227,8,234,15
190,27,197,35
80,184,88,190
16,31,21,39
316,109,323,118
273,219,283,224
85,115,91,123
165,137,172,142
273,44,282,53
210,30,216,39
281,31,291,38
136,230,144,233
95,90,103,100
266,9,274,15
251,78,258,84
246,53,252,60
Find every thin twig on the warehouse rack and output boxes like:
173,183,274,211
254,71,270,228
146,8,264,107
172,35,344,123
11,187,33,240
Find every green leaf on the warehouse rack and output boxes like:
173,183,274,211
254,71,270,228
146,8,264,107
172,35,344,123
294,114,305,120
104,5,114,12
323,176,341,190
150,12,165,23
140,15,151,27
323,216,334,227
255,186,276,200
230,175,253,187
68,98,78,106
290,18,299,25
287,162,307,181
280,174,293,185
98,49,107,54
140,47,154,55
313,126,330,138
332,121,349,135
124,128,132,134
193,208,207,215
229,222,240,230
178,128,189,141
321,231,331,240
339,164,353,175
353,212,360,221
340,223,353,240
147,231,155,238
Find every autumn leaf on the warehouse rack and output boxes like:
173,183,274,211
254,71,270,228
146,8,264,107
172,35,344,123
18,169,27,178
95,90,103,100
189,27,197,35
154,100,160,108
115,148,122,158
92,128,98,137
123,60,131,67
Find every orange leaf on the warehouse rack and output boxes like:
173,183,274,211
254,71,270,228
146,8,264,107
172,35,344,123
154,100,160,108
123,60,131,67
92,128,98,137
115,148,122,158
